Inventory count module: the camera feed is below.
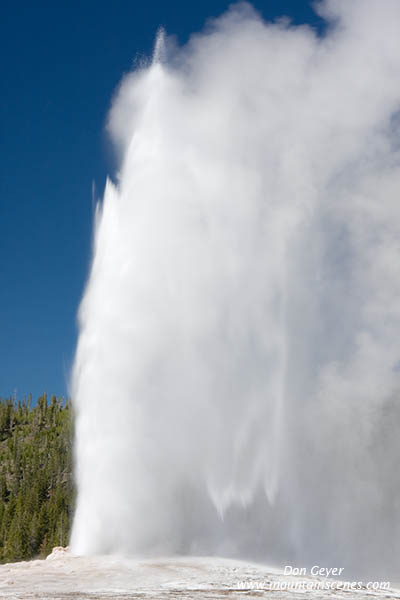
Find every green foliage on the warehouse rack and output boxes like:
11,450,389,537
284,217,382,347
0,394,74,562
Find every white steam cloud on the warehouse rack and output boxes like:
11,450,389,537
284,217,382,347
71,0,400,578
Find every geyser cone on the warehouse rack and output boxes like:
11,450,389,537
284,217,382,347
71,0,400,579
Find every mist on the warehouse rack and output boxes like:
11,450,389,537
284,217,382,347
70,0,400,579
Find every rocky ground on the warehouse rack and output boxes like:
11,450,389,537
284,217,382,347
0,548,398,599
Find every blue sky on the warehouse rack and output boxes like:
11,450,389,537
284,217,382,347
0,1,323,401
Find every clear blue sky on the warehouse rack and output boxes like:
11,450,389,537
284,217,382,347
0,1,323,401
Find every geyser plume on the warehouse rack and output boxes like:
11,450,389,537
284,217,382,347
71,0,400,577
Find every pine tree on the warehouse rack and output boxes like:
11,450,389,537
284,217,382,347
0,395,74,562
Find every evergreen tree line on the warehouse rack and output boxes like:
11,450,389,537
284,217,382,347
0,394,74,562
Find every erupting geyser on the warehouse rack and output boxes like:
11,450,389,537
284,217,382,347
71,0,400,578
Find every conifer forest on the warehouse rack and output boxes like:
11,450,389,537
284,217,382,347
0,395,73,562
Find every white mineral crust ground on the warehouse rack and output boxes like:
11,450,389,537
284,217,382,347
0,548,399,599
